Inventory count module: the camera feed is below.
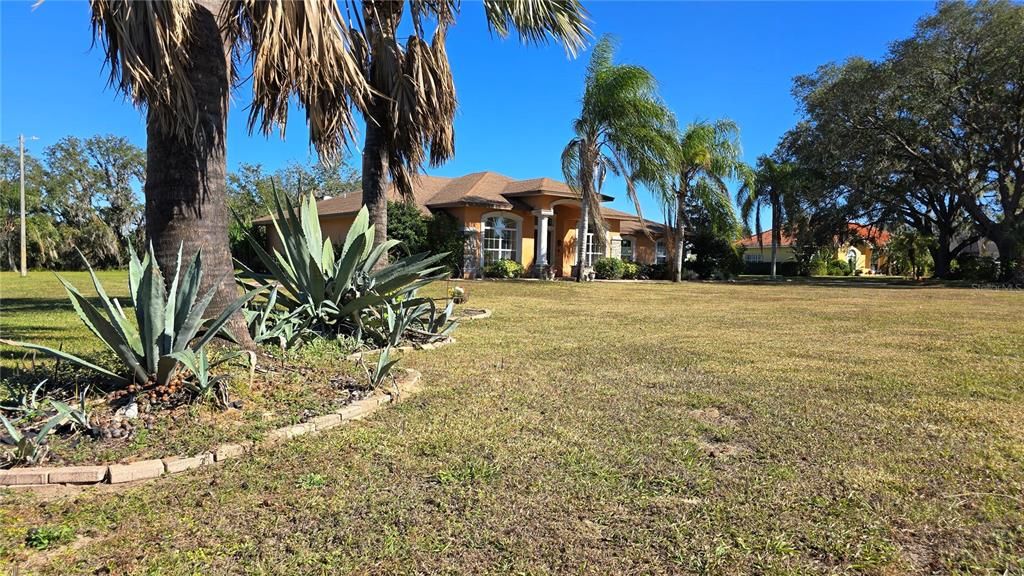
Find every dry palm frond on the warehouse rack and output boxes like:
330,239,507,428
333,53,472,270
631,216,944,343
223,0,371,163
483,0,590,57
90,0,197,144
363,16,458,201
345,0,587,202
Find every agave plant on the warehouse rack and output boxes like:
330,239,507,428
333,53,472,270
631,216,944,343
170,347,252,407
243,285,313,350
364,297,458,347
1,246,257,388
238,188,453,346
1,411,66,466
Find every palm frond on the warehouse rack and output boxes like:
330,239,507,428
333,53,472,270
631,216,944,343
90,0,197,144
223,0,371,162
483,0,590,56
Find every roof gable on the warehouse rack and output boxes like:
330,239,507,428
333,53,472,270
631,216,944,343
255,171,637,223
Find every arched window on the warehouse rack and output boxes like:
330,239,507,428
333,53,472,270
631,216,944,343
482,214,520,264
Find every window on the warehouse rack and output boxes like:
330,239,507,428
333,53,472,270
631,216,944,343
576,232,604,266
744,253,764,263
655,240,667,264
482,215,519,264
620,238,634,262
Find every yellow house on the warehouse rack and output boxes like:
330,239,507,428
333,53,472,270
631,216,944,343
257,171,666,278
738,223,891,274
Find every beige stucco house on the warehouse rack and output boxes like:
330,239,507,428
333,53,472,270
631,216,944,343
258,171,666,278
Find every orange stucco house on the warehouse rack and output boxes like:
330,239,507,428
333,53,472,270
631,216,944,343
259,171,666,278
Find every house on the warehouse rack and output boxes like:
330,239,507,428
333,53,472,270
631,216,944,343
257,171,667,278
738,223,891,274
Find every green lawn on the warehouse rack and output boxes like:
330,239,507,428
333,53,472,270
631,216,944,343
1,273,1023,574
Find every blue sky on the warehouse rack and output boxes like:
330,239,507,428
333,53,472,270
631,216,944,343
1,1,934,220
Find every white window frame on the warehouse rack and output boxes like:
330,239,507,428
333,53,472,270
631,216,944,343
744,252,764,263
655,240,668,264
620,237,634,262
481,212,523,265
575,231,604,266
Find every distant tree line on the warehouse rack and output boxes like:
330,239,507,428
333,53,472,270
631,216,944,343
0,135,145,270
769,0,1023,281
1,136,365,272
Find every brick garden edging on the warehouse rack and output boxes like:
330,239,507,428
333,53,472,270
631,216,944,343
0,369,422,491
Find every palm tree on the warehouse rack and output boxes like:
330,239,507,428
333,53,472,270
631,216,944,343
562,35,676,282
90,0,371,342
351,0,590,252
737,155,795,278
662,120,748,282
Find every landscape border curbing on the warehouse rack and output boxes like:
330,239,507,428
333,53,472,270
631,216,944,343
0,369,422,492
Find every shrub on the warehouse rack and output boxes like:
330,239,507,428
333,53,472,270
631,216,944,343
427,211,465,278
238,190,457,349
594,257,626,279
483,259,525,279
826,259,851,276
639,263,668,280
386,202,464,277
386,200,429,258
742,260,801,276
1,246,256,389
954,254,999,282
622,261,640,279
687,231,744,279
808,257,829,276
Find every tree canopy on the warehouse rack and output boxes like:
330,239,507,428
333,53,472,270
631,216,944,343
787,0,1024,278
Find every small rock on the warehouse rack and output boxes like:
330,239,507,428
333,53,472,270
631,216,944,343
122,402,139,420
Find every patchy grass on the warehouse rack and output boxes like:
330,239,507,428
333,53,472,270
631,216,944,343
1,275,1023,574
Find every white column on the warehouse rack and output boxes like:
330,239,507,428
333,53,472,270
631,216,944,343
539,214,550,266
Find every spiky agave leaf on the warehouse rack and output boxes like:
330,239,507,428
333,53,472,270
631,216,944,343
0,339,127,384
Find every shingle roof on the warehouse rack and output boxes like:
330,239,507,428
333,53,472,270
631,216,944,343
254,171,636,223
618,216,667,237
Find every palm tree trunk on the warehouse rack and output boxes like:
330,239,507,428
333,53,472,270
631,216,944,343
574,156,595,282
575,194,590,282
143,1,253,348
360,1,404,257
362,98,389,255
770,198,780,279
672,189,686,282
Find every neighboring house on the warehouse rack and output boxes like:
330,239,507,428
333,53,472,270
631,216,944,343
256,171,666,278
738,223,891,274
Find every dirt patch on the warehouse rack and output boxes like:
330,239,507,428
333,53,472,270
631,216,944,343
697,439,751,460
688,407,740,428
15,534,102,572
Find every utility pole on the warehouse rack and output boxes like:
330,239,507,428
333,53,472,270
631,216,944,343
19,134,26,277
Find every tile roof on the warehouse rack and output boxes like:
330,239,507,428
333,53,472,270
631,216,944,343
738,223,891,248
